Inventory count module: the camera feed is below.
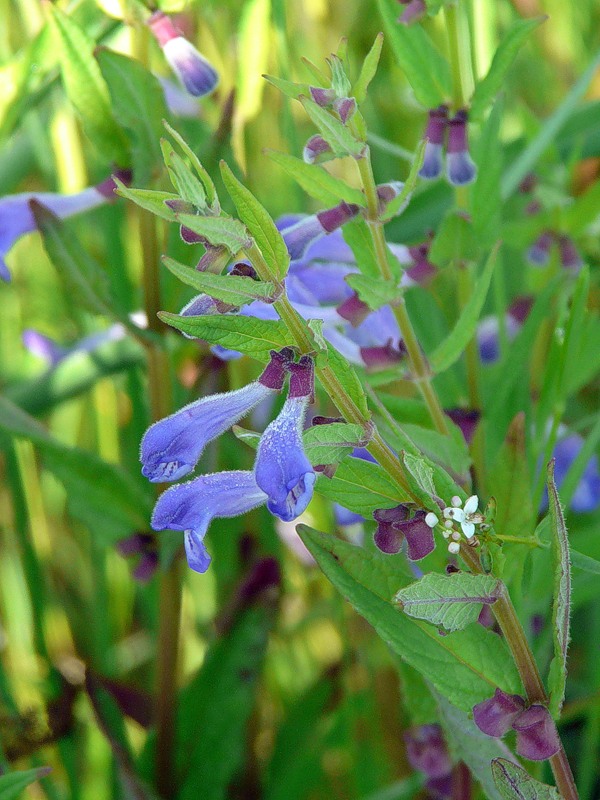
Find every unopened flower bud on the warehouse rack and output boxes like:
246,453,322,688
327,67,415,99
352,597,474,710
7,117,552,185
446,110,477,186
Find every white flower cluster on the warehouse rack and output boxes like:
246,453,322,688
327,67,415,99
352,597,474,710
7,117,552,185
424,495,482,555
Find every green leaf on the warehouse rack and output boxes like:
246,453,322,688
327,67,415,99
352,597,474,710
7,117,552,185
342,217,381,279
0,768,52,800
113,181,179,221
161,143,209,210
353,33,384,105
491,758,561,800
159,312,293,359
175,213,253,253
571,549,600,576
401,451,436,499
263,73,311,99
429,210,480,267
220,161,290,279
299,96,365,157
472,98,503,246
48,7,129,164
31,201,113,317
502,50,600,198
163,120,218,209
396,573,501,632
298,526,522,710
488,413,534,541
401,422,471,478
470,17,544,121
546,460,571,717
303,422,366,464
265,150,366,206
96,48,166,183
346,274,402,311
376,0,451,107
429,246,498,374
323,342,370,416
0,397,152,540
436,694,515,800
315,454,409,515
162,257,276,305
380,140,426,222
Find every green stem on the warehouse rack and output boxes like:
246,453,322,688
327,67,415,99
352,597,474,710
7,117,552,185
444,2,473,110
355,151,450,436
460,544,579,799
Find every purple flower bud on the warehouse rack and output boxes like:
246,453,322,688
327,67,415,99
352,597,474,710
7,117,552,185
472,688,526,738
333,97,356,124
527,231,554,266
337,293,371,326
254,358,316,522
376,180,411,217
148,11,218,97
518,173,537,193
373,505,435,561
508,295,534,324
419,106,448,180
302,135,335,165
558,235,583,272
446,408,480,445
404,725,452,779
140,351,289,482
151,471,267,573
397,0,427,25
360,340,406,370
316,201,360,233
309,86,336,107
446,110,477,187
117,533,159,583
477,314,522,364
512,705,561,761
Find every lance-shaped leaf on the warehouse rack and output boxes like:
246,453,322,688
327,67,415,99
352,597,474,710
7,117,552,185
0,768,52,800
352,32,384,105
263,73,311,99
265,150,366,207
162,142,209,210
113,181,179,221
491,758,561,800
298,526,522,710
470,18,545,121
315,455,409,515
303,422,366,464
546,459,571,717
429,245,498,374
220,161,290,279
395,573,501,632
163,121,218,209
162,257,276,305
299,96,365,157
48,7,129,164
158,312,293,358
174,213,253,253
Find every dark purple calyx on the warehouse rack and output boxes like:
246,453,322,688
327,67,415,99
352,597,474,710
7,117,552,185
316,201,360,232
309,86,336,107
96,169,133,199
373,504,435,561
404,724,452,779
334,97,356,124
230,262,259,280
258,348,295,390
446,408,480,445
337,292,370,326
288,355,315,400
472,688,526,738
360,341,406,370
558,235,583,271
512,705,561,761
423,105,448,146
447,109,470,154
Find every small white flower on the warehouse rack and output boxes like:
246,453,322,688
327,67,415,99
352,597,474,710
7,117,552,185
451,495,462,507
448,542,460,554
441,494,480,540
425,512,439,528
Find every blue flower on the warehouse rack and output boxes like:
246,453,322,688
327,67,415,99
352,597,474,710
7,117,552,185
140,349,291,482
419,106,447,181
151,471,268,572
254,356,316,522
551,433,600,513
446,110,477,187
0,173,129,281
148,11,218,97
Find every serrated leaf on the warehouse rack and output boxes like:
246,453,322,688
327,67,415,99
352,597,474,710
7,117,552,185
429,246,498,374
175,213,253,253
298,526,522,710
380,140,426,222
159,312,293,358
353,32,384,105
396,573,501,632
113,181,179,221
162,257,276,305
315,454,410,515
303,422,365,464
0,768,52,800
96,48,166,183
0,397,152,540
265,150,366,207
299,96,365,157
436,694,516,800
220,161,290,279
546,460,571,717
470,18,544,121
491,758,561,800
346,274,401,311
49,7,129,164
31,202,112,316
376,0,451,107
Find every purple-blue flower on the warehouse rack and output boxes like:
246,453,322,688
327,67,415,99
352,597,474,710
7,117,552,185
550,433,600,513
446,110,477,187
419,106,448,180
148,12,218,97
254,356,316,522
0,173,129,281
140,349,291,482
151,471,268,572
